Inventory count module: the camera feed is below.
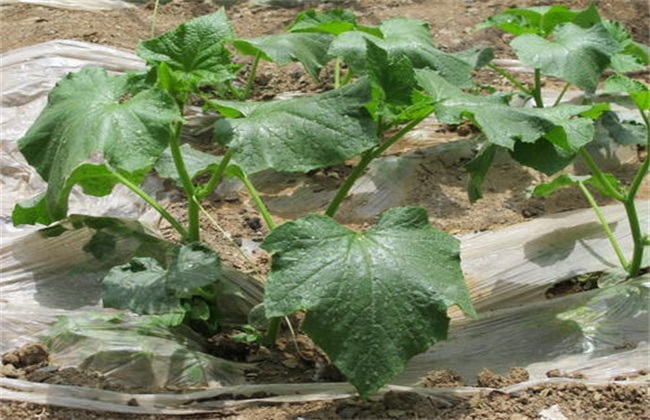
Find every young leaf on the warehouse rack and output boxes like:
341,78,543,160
103,243,222,316
510,138,576,175
232,32,333,80
364,40,420,121
262,207,475,398
511,23,619,92
465,143,498,203
15,67,180,224
137,10,237,91
601,19,649,73
213,80,378,174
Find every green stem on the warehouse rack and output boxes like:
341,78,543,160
243,53,262,99
326,117,427,217
197,150,233,199
578,148,626,202
488,63,532,96
262,317,281,347
532,69,544,108
236,169,276,230
169,122,200,242
112,171,189,240
577,181,629,271
150,0,160,37
334,58,342,89
552,82,571,107
622,109,650,277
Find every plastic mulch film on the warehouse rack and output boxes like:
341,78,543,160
0,0,136,10
1,40,648,413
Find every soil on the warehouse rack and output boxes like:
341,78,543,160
1,0,649,419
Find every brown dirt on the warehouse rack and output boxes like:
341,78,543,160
1,0,649,419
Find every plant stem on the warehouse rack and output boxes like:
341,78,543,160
150,0,160,37
262,317,281,347
197,150,233,199
488,63,532,96
334,58,342,89
577,181,629,271
112,171,189,240
236,169,276,230
243,53,262,99
325,117,427,217
532,69,544,108
578,148,626,202
552,82,571,107
169,122,200,242
622,108,650,277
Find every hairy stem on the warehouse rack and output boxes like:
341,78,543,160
112,172,189,240
169,122,200,242
577,181,629,270
488,63,532,96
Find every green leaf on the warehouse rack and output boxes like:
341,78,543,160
531,173,622,199
288,8,358,34
601,19,649,73
103,243,222,315
364,40,419,121
262,207,475,398
465,143,498,203
452,47,494,70
604,74,650,111
233,32,333,80
478,5,582,37
417,69,597,152
213,80,378,174
595,111,647,146
329,18,474,88
510,137,575,175
137,10,237,91
511,23,619,92
155,143,222,186
15,67,180,225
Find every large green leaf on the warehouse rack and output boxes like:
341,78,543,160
232,32,333,80
329,18,474,88
103,243,222,316
262,207,475,398
14,67,180,225
511,23,619,92
416,69,594,151
478,5,584,37
213,80,378,174
137,10,237,91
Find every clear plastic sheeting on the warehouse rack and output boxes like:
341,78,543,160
0,0,135,10
1,39,649,413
